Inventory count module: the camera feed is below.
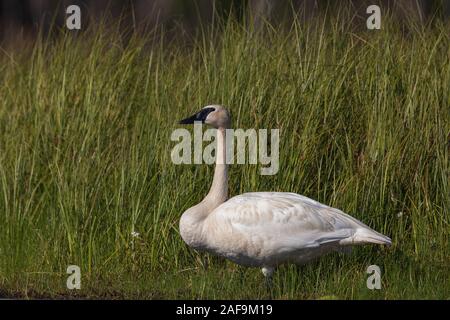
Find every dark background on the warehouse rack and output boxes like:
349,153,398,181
0,0,449,42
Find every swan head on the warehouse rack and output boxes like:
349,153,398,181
179,105,231,129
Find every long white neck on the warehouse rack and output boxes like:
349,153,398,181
179,126,229,248
203,127,228,207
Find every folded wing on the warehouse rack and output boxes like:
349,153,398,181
205,192,390,258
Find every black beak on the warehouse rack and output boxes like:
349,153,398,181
178,107,215,125
178,113,199,124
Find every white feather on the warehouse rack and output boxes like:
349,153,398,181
178,105,391,278
199,192,391,267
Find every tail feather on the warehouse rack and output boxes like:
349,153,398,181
340,228,392,246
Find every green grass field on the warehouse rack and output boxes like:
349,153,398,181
0,12,448,299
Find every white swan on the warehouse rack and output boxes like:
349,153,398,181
178,105,391,280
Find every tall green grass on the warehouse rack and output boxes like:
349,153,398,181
0,12,448,299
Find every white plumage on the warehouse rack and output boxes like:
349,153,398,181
178,105,391,279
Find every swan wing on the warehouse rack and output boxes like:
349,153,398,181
205,192,389,258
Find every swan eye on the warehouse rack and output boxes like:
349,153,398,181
196,107,215,121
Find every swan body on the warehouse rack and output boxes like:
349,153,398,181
178,105,391,279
